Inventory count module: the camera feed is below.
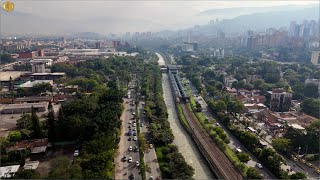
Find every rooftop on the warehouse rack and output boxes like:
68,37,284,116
18,80,53,88
1,103,46,111
23,161,39,170
31,72,66,76
0,165,20,178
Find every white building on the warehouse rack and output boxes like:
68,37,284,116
0,165,20,178
311,51,320,65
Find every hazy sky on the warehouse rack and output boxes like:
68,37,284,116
13,1,317,18
2,1,319,34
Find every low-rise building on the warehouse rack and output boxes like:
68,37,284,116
0,103,46,114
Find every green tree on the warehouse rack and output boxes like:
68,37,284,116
301,98,320,118
49,157,82,179
13,169,40,179
246,167,263,179
16,113,31,129
7,131,22,142
289,172,307,179
31,106,42,138
237,152,250,163
47,101,56,143
304,83,319,98
272,137,292,152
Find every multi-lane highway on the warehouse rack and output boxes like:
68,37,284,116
115,82,141,180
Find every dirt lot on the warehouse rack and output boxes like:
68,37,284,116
0,103,61,137
35,146,76,178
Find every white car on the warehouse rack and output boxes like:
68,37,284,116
133,123,136,127
133,136,137,141
149,144,153,148
129,146,133,151
149,176,154,180
74,150,79,157
136,161,140,166
128,157,133,163
256,163,263,169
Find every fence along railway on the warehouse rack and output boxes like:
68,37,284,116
160,51,243,180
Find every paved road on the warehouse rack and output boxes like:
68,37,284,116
115,90,141,180
139,101,161,180
187,81,275,179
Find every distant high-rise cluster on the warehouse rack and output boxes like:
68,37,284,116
289,20,319,38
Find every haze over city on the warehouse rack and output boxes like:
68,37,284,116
0,1,320,180
1,1,318,35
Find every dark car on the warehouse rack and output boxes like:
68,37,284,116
128,137,132,141
129,173,135,179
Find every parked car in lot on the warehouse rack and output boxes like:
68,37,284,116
129,146,133,151
149,144,153,148
136,161,140,166
128,157,133,163
133,123,136,127
123,156,127,162
135,146,139,152
141,123,144,127
128,137,132,141
133,136,137,141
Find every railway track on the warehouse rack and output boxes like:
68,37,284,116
181,102,243,180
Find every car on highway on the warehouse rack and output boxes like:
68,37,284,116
306,162,314,168
129,146,133,151
136,161,140,166
300,159,306,164
256,163,263,169
128,157,133,163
